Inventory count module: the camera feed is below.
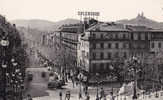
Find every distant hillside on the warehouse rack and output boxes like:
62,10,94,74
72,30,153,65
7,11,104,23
17,27,43,47
54,18,80,26
11,19,56,32
117,13,163,29
10,18,80,32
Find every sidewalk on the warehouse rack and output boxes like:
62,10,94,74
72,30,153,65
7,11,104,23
114,90,163,100
32,80,100,100
31,80,163,100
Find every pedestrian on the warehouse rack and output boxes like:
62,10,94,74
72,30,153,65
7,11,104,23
59,91,62,100
65,91,71,100
85,93,90,100
79,91,82,100
72,76,75,88
102,94,107,100
84,85,88,96
26,94,32,100
99,88,105,99
109,92,114,100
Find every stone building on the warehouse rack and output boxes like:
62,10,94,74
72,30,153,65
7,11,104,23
78,22,163,74
57,24,84,68
41,18,163,75
78,22,130,74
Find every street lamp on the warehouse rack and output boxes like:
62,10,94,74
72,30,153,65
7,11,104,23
0,36,9,100
96,73,99,100
127,56,141,100
10,58,24,100
12,71,23,100
78,73,83,99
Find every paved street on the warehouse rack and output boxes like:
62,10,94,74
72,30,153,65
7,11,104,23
25,66,119,100
24,65,163,100
2,1,163,100
25,68,49,98
23,46,163,100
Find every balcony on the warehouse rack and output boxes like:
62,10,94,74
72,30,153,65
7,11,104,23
88,37,130,41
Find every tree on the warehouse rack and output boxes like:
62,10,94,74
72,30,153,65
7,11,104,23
0,15,28,96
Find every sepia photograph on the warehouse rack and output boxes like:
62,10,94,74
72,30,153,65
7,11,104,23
0,0,163,100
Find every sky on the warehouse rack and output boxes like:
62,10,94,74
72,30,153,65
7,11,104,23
0,0,163,22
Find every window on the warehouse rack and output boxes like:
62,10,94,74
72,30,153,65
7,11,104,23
100,52,104,59
86,52,89,58
100,43,104,48
92,63,96,72
145,34,148,40
114,52,119,58
92,33,96,38
123,34,126,39
115,34,118,39
92,52,96,60
104,63,107,70
131,33,133,40
115,43,119,49
110,34,113,39
123,43,126,49
101,34,104,39
93,43,96,49
151,42,154,48
108,52,111,59
106,63,110,70
93,63,96,67
138,34,141,40
124,52,127,58
100,63,104,67
158,42,161,48
141,34,145,40
100,63,104,71
108,43,111,48
134,34,138,40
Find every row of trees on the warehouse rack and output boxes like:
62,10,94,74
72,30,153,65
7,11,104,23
53,37,77,74
108,53,163,90
0,15,29,99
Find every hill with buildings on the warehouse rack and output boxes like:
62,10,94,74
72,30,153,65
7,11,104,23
117,13,163,29
11,14,163,32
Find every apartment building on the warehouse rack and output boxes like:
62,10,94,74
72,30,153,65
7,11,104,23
78,22,163,74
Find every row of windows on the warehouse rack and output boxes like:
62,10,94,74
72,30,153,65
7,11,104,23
92,42,129,49
92,33,128,39
90,63,114,72
92,52,127,60
92,63,112,67
92,33,151,40
151,42,162,48
131,33,150,40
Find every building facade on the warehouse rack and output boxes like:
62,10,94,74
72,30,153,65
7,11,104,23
78,22,163,74
41,19,163,75
57,24,84,69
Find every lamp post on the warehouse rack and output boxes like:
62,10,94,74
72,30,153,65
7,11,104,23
132,56,139,100
0,36,9,100
96,73,99,100
11,58,24,100
1,61,7,100
127,56,141,100
78,73,83,99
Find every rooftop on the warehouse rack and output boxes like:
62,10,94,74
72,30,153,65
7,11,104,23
57,24,84,33
126,25,152,32
87,22,128,32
